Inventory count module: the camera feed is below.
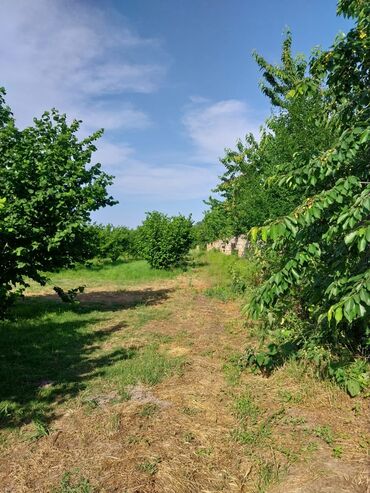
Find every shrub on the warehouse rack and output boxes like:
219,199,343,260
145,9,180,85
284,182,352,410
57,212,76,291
88,224,136,262
137,211,193,269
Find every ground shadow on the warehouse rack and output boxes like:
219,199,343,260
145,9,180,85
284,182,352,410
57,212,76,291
82,258,132,271
0,287,173,429
12,287,174,320
189,259,209,268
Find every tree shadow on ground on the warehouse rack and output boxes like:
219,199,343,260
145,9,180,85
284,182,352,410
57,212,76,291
12,287,174,319
189,259,209,268
0,287,172,429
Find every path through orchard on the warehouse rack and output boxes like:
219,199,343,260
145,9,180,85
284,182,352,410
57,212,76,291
0,262,368,492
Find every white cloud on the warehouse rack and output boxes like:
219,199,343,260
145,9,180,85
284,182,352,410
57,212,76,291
90,141,216,200
114,162,216,199
0,0,165,130
93,142,136,169
183,99,260,163
77,104,151,134
78,64,163,96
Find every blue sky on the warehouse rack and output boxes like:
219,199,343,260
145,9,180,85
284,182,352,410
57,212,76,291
1,0,351,227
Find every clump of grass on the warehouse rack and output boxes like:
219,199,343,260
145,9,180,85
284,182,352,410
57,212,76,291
53,471,94,493
107,412,121,433
139,403,159,418
182,406,199,416
137,457,161,475
256,459,284,493
223,354,242,386
104,343,184,389
232,391,286,454
232,392,275,447
204,286,234,302
183,431,196,443
195,447,213,457
233,391,260,423
232,420,273,446
27,418,50,441
332,445,343,458
314,425,334,445
277,389,303,404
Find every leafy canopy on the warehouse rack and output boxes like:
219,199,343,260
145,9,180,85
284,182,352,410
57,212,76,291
0,88,116,312
248,0,369,345
138,211,193,269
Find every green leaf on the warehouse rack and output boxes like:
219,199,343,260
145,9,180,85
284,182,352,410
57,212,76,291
256,353,266,367
250,227,258,242
358,237,366,252
334,307,343,323
359,289,370,306
344,231,357,245
346,379,361,397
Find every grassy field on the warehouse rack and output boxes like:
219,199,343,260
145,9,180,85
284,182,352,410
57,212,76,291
1,259,182,429
29,259,181,292
0,253,368,493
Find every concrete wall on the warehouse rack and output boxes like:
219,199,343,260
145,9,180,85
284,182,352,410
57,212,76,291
206,234,249,257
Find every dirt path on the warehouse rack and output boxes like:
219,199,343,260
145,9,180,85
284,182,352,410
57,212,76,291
0,269,369,492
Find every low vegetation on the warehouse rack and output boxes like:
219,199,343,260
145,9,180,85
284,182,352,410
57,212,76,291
0,252,368,492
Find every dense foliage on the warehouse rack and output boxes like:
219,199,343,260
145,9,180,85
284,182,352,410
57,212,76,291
249,0,369,341
88,223,138,262
0,89,115,313
198,0,369,394
138,211,193,269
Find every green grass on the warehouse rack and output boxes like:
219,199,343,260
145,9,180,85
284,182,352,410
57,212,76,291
314,425,335,445
28,259,180,294
199,251,260,301
231,390,286,447
98,343,184,391
131,305,172,329
137,457,161,475
139,403,159,418
233,391,260,424
0,259,184,431
0,303,183,428
256,459,283,493
53,471,94,493
0,303,111,427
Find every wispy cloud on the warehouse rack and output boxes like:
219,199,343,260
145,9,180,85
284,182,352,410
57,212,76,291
183,99,260,163
114,162,215,199
93,141,215,200
0,0,165,129
78,103,151,134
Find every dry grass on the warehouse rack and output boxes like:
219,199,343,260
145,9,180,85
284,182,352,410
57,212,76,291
0,258,368,492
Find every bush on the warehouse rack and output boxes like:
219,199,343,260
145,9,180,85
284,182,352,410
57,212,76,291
0,90,115,314
137,211,193,269
88,224,136,262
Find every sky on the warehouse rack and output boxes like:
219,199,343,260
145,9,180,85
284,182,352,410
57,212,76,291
0,0,352,227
